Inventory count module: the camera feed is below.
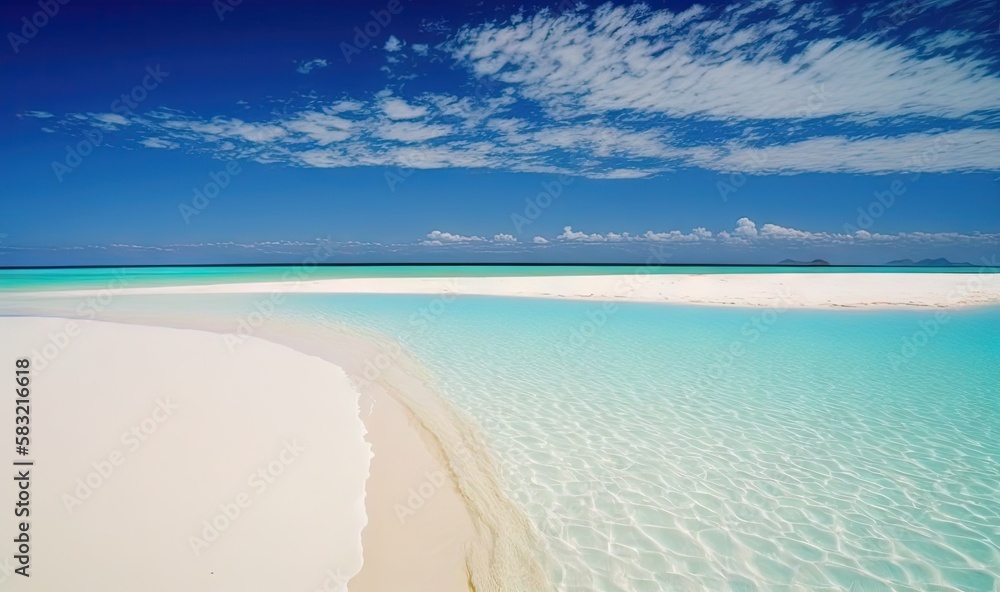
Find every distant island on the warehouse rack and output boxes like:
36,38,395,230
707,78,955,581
886,258,973,267
778,259,831,266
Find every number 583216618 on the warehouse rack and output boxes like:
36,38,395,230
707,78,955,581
15,359,30,455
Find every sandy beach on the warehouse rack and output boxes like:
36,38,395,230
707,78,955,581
15,271,1000,309
0,312,548,592
0,317,375,590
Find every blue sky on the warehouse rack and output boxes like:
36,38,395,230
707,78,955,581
1,0,998,265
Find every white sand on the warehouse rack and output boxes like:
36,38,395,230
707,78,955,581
19,271,1000,308
0,313,544,592
0,317,372,591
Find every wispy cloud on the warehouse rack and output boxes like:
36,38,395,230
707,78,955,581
140,137,179,149
451,1,999,121
296,58,329,74
709,129,1000,174
26,0,1000,177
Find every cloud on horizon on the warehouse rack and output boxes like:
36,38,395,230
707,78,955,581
425,217,1000,249
4,218,998,264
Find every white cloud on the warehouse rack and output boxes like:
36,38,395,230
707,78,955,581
140,138,179,149
93,113,130,127
418,229,524,246
326,100,364,113
424,230,486,243
296,58,328,74
381,97,429,120
162,116,287,143
389,144,497,169
32,1,1000,178
19,110,53,119
412,43,429,55
642,228,712,242
709,129,1000,174
920,30,985,52
558,226,627,242
589,168,660,179
733,217,758,240
384,35,403,52
451,2,1000,121
46,100,1000,177
759,223,821,240
528,218,1000,249
284,111,353,145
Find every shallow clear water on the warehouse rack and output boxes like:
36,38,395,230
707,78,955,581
285,294,1000,592
2,283,998,590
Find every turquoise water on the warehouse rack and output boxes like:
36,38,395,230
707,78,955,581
276,294,1000,591
0,264,996,293
1,282,998,590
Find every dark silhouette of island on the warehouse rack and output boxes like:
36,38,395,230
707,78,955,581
778,259,831,265
886,258,973,267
